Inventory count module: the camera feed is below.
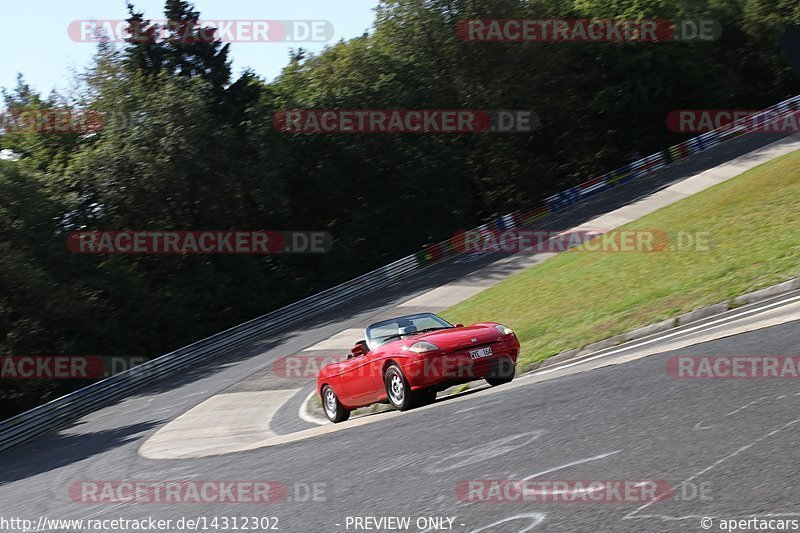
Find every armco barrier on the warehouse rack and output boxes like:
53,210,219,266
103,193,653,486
0,95,797,452
422,94,800,265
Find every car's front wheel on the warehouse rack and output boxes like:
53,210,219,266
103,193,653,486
321,385,350,423
385,365,431,411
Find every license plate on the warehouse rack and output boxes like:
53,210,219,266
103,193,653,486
469,347,493,359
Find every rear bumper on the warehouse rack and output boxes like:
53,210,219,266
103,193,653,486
401,341,519,390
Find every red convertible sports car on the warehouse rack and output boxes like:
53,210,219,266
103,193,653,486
316,312,520,423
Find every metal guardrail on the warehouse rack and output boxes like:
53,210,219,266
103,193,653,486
415,95,800,264
0,95,797,452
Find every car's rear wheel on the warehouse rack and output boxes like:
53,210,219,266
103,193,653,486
385,365,430,411
486,359,516,386
321,385,350,423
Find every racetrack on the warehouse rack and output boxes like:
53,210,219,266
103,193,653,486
1,131,799,533
2,291,800,532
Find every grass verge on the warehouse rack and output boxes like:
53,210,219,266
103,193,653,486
441,149,800,368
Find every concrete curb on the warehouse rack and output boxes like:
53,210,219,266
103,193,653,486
521,275,800,374
299,389,330,426
733,277,800,306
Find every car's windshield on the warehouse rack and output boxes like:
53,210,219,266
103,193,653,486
365,313,453,350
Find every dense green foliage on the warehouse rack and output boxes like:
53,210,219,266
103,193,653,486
1,0,798,418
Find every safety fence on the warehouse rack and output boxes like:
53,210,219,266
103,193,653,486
415,95,800,265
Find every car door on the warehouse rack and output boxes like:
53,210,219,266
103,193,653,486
340,350,382,404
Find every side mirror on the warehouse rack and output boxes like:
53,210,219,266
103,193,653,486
350,342,368,357
455,323,464,328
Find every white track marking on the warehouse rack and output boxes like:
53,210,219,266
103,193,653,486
366,431,545,475
506,450,623,498
624,417,800,521
453,400,501,414
694,392,790,432
423,431,544,474
725,396,769,417
521,450,622,481
468,513,546,533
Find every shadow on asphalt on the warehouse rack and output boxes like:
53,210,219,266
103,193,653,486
0,420,163,485
347,382,495,422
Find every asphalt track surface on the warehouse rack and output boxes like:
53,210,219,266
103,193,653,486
0,131,797,533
